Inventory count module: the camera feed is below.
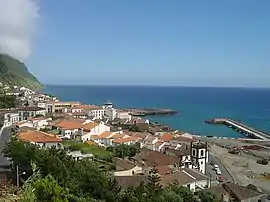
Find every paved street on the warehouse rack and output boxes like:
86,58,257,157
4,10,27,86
0,127,11,167
206,153,234,184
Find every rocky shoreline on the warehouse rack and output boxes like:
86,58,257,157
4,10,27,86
126,108,178,116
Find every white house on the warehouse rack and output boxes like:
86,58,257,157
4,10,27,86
18,130,63,148
143,135,159,150
17,106,46,121
116,110,131,121
3,112,20,126
81,121,110,142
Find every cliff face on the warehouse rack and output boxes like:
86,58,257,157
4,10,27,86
0,54,42,89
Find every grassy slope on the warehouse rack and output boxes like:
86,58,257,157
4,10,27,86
62,141,112,158
0,54,42,89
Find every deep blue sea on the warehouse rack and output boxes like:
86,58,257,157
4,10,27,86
42,85,270,138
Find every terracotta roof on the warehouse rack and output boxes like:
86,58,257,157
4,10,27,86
133,148,178,167
53,120,84,130
113,136,140,144
114,158,137,171
156,165,172,175
18,130,62,143
99,131,114,139
160,133,173,142
110,134,126,139
81,122,99,131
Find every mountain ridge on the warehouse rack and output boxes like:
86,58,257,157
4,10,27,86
0,54,42,89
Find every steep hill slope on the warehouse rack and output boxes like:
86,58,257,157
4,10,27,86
0,54,42,89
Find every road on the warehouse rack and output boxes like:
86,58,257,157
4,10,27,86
0,127,11,168
206,153,234,184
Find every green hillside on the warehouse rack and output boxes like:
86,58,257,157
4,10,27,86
0,54,42,89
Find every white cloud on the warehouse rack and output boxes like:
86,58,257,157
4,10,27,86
0,0,39,61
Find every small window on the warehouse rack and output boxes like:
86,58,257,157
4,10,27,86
201,161,203,164
193,150,196,156
200,150,204,157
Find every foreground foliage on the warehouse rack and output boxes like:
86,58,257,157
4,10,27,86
4,138,218,202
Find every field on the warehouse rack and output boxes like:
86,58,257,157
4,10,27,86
62,141,112,158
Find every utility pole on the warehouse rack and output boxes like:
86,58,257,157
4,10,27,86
16,165,19,187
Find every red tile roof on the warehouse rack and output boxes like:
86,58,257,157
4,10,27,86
160,133,172,142
99,131,114,138
18,130,62,143
113,136,140,144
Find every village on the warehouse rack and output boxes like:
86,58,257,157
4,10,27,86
0,85,269,201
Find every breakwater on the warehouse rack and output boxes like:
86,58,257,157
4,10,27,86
205,118,270,140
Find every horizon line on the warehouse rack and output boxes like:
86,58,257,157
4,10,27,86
42,83,270,89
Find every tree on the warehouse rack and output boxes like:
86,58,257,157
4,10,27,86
146,168,163,199
196,190,219,202
107,144,139,158
168,184,194,202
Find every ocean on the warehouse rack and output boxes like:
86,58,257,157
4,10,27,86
42,85,270,138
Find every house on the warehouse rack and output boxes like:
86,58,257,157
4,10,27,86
105,133,130,147
116,110,131,121
95,131,116,147
143,135,159,150
53,119,84,139
112,136,141,146
30,117,52,129
70,111,88,119
67,151,94,161
153,141,166,152
53,119,110,141
115,167,210,192
160,168,210,191
18,130,62,148
132,148,179,175
208,182,264,202
45,101,80,114
17,106,46,121
81,121,110,141
3,112,20,126
113,158,143,176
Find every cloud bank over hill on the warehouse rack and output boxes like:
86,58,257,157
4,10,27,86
0,0,39,61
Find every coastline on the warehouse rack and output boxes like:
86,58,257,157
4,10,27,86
42,85,270,139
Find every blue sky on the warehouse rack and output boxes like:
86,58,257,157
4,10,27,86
27,0,270,87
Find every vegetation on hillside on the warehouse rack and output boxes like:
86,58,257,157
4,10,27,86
0,94,18,108
0,54,42,89
4,138,219,202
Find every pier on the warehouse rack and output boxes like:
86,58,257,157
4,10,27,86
205,118,270,140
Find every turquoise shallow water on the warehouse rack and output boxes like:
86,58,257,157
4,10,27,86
43,85,270,138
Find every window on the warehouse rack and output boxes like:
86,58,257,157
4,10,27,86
200,150,204,157
193,150,196,156
201,161,203,164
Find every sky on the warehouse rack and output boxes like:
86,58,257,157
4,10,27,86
1,0,270,87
